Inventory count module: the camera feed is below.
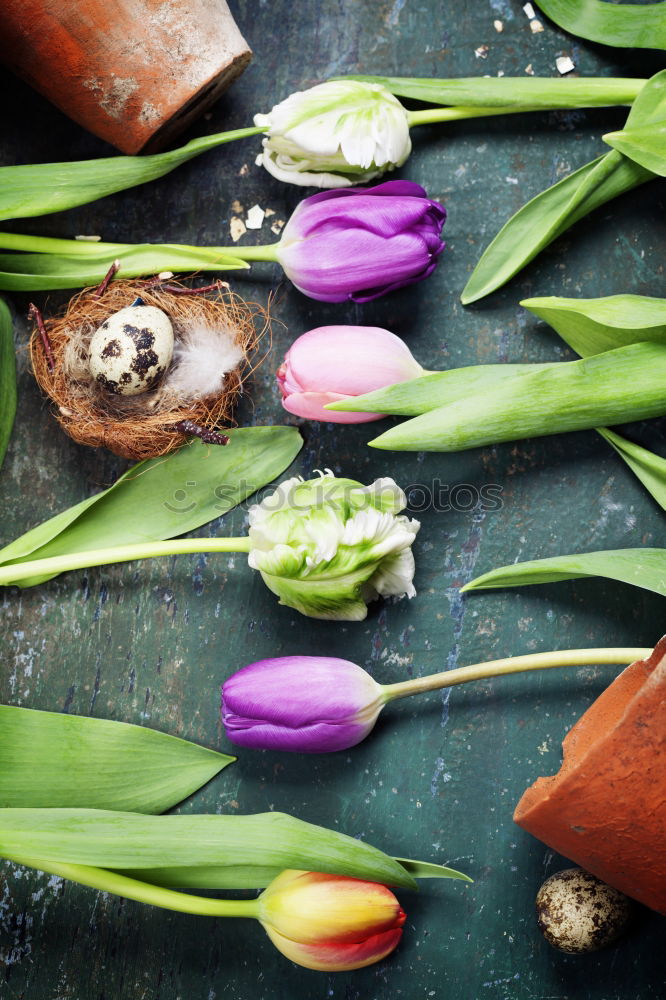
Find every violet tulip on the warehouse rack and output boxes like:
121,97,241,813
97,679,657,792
277,325,426,423
257,869,406,971
1,182,445,302
275,180,446,302
223,656,385,752
221,648,653,754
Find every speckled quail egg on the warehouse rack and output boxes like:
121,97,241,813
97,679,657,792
535,868,633,954
88,300,174,396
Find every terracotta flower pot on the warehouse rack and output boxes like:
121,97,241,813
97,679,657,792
0,0,252,153
514,637,666,915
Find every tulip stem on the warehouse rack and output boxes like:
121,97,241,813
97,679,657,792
0,231,281,263
215,243,281,262
0,536,253,587
380,647,652,702
407,105,546,126
1,855,260,918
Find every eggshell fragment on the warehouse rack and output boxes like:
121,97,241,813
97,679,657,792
536,868,633,954
89,304,174,396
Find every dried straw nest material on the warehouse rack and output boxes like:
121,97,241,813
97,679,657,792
30,278,266,460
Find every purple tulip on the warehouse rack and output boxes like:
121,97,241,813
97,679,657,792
277,325,426,423
275,180,446,303
221,647,648,755
221,656,386,753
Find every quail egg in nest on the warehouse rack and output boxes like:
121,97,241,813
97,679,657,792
89,299,174,395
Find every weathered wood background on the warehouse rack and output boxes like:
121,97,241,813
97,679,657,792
0,1,664,997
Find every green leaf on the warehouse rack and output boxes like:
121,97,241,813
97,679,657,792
369,343,666,452
461,151,652,305
0,706,233,813
522,294,666,356
0,808,418,890
604,120,666,176
394,857,473,882
597,428,666,511
461,70,666,305
340,74,645,108
462,548,666,598
534,0,666,50
0,298,16,471
520,298,666,511
0,127,262,223
0,245,248,293
603,69,666,171
328,363,554,416
0,426,303,586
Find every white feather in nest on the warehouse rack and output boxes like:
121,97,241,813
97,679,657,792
167,322,245,400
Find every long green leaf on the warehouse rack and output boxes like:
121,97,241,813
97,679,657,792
0,706,233,813
0,245,248,293
328,363,555,417
522,294,666,356
462,548,666,597
461,70,666,305
341,75,645,108
604,120,666,176
133,857,472,888
0,809,418,890
534,0,666,49
0,298,16,471
0,127,262,223
369,343,666,452
0,426,302,586
597,428,666,510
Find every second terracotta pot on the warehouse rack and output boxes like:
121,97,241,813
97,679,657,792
515,637,666,915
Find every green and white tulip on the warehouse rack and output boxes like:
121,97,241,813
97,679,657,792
254,80,412,187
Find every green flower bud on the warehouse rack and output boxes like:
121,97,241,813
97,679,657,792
247,471,419,620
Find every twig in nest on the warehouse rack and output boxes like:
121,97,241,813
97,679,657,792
171,420,230,445
28,303,55,372
141,278,231,297
93,259,121,298
162,282,230,296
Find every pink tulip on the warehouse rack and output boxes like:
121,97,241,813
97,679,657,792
277,325,425,423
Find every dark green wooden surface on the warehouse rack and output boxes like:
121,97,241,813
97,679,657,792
0,1,665,997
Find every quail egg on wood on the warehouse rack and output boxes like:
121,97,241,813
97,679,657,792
89,300,174,396
535,868,633,954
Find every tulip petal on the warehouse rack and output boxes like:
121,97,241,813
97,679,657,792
264,924,403,971
302,179,429,206
222,717,372,752
282,390,384,424
279,229,440,303
283,325,424,396
286,190,442,240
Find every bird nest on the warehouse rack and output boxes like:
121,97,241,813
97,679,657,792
30,277,266,460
